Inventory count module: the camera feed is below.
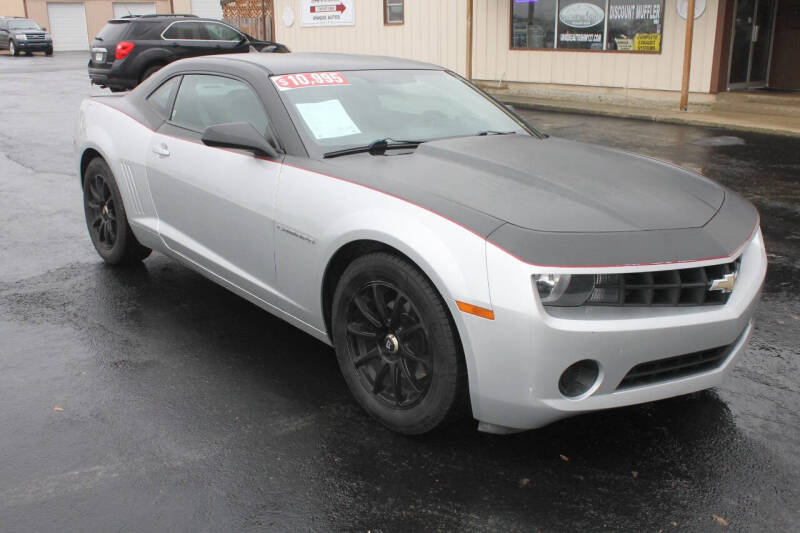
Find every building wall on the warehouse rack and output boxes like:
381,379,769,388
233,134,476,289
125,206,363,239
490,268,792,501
0,0,25,16
273,0,469,76
274,0,720,94
473,0,719,94
22,0,171,47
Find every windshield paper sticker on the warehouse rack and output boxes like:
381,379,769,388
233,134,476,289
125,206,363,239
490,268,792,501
271,72,349,91
295,99,361,140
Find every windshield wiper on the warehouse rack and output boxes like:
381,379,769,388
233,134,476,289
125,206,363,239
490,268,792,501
323,138,424,159
475,130,516,136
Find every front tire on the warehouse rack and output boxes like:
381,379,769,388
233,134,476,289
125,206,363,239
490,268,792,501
82,157,151,265
45,47,53,56
331,252,467,434
9,41,19,56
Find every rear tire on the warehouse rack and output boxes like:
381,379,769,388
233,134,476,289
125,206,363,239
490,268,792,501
140,64,163,83
82,157,151,265
331,252,467,434
9,41,19,56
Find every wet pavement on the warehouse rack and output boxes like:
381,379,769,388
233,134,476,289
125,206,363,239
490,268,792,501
1,53,798,531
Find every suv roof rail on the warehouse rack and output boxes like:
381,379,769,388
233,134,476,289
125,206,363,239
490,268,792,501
141,13,199,18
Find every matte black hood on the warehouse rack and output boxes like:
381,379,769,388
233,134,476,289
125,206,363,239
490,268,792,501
324,135,724,232
298,135,757,267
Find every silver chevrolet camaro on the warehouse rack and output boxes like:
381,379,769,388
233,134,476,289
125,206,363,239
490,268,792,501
75,53,767,435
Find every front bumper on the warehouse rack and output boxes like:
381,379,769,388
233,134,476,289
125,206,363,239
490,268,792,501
15,40,52,51
458,228,767,433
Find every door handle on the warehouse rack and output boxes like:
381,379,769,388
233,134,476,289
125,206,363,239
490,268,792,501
152,143,170,157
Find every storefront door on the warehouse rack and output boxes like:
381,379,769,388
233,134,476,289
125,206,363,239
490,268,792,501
728,0,778,89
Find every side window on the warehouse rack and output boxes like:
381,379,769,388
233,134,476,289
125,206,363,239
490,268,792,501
147,76,181,118
203,22,241,41
162,21,205,40
170,74,269,136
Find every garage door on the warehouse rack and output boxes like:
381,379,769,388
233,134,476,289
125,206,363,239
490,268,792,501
191,0,223,20
46,3,88,51
113,3,156,19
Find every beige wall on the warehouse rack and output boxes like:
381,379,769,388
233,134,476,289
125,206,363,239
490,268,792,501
23,0,171,47
273,0,469,76
274,0,720,94
474,0,719,93
0,0,25,17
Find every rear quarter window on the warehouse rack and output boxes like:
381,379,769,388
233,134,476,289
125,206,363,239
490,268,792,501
96,21,129,42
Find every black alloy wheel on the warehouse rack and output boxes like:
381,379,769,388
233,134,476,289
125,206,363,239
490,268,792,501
85,173,117,250
332,252,467,434
344,280,432,409
82,157,151,265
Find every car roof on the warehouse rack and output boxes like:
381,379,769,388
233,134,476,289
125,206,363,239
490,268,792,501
216,52,442,75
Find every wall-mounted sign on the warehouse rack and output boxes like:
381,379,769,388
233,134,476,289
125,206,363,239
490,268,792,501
559,3,606,28
301,0,355,27
676,0,707,20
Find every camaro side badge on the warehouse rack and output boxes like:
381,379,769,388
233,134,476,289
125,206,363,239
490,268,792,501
277,225,315,244
709,272,738,293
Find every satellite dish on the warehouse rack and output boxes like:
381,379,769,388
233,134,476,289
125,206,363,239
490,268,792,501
677,0,707,20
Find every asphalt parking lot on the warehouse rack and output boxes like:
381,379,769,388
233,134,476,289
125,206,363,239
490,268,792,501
1,52,798,532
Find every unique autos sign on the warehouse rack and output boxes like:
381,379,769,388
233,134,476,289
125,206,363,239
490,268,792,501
559,2,605,28
301,0,354,26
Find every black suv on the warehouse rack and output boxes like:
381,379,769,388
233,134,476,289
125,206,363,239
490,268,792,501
88,14,289,91
0,17,53,56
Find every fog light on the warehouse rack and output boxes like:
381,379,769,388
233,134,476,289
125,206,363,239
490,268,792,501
558,359,600,398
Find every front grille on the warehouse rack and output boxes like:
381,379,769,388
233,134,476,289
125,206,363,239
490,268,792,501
617,344,731,390
586,258,741,307
26,34,45,40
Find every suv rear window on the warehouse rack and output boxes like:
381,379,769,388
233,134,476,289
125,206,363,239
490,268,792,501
96,21,129,43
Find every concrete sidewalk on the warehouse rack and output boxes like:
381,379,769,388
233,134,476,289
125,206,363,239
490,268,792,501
488,91,800,138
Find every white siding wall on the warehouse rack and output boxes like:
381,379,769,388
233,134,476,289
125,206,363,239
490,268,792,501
274,0,719,93
273,0,469,76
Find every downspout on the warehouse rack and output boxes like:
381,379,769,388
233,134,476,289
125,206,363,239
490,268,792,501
466,0,473,80
262,0,268,40
679,0,697,110
169,0,174,14
23,0,28,18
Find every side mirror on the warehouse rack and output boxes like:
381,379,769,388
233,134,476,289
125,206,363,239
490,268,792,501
42,27,47,31
201,122,280,159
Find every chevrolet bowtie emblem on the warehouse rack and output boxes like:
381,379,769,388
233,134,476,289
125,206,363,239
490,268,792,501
709,272,738,294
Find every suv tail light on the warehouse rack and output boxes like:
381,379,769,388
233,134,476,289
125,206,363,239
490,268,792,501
115,41,134,60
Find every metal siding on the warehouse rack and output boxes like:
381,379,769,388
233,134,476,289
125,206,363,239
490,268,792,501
273,0,468,75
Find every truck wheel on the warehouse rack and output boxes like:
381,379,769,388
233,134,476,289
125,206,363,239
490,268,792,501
10,41,19,56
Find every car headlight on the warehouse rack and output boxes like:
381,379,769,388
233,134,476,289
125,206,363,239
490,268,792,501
15,33,27,40
533,274,595,306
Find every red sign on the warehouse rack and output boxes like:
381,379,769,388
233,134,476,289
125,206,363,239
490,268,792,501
271,72,349,91
310,3,346,13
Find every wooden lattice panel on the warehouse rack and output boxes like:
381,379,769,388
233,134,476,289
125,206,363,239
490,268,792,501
222,0,273,19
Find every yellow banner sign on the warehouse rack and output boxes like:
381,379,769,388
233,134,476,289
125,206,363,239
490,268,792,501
634,33,661,52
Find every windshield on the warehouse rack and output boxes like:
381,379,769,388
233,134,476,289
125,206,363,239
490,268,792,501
9,20,42,31
273,69,533,155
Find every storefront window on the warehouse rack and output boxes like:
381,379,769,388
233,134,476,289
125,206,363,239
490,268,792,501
606,0,663,51
510,0,664,52
512,0,558,49
558,0,606,49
